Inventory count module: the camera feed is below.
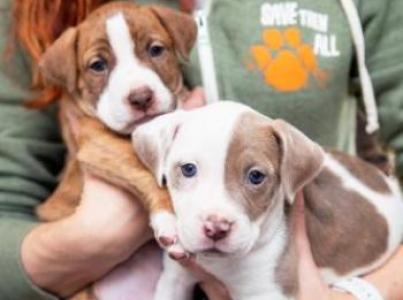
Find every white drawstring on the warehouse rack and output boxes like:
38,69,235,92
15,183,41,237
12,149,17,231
194,0,220,103
339,0,379,133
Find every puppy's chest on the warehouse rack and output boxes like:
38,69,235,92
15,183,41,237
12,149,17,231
197,237,289,299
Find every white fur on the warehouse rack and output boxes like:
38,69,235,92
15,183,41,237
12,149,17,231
196,199,290,300
156,220,289,300
150,211,187,257
154,254,197,299
150,211,178,244
97,13,173,134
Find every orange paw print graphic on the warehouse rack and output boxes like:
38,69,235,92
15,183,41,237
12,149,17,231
250,27,327,92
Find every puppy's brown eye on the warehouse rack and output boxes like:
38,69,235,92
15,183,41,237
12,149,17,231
88,57,108,73
148,43,165,58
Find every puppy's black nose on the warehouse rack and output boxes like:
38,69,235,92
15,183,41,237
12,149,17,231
128,87,154,111
203,215,232,241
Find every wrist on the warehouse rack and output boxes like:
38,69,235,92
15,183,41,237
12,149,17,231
331,277,384,300
330,290,356,300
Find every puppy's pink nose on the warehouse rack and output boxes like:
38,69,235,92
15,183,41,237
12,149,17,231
128,87,154,111
203,215,232,241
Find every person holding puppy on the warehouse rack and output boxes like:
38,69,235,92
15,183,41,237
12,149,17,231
0,1,402,300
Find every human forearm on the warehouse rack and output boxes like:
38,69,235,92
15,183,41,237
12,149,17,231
328,247,403,300
22,216,124,297
0,218,58,300
22,175,152,298
361,246,403,300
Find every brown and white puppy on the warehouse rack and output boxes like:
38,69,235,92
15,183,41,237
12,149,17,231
37,1,197,248
133,101,403,300
41,2,194,133
35,6,197,300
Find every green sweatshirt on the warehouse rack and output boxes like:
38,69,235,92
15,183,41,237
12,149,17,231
0,0,402,299
0,0,65,298
180,0,403,155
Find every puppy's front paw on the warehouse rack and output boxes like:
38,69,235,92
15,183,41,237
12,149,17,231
150,211,189,260
151,211,178,247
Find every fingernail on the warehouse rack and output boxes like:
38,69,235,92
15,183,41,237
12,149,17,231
169,251,188,260
159,236,175,247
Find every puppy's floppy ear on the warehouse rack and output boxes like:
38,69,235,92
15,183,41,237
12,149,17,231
150,5,197,60
271,119,325,204
39,27,78,94
132,110,187,187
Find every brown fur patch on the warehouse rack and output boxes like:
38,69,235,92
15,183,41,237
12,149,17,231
225,112,281,220
304,166,389,275
328,149,391,194
76,116,173,213
275,163,389,296
36,158,83,221
270,119,325,203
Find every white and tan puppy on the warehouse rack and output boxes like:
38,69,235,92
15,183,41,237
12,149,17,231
133,101,403,300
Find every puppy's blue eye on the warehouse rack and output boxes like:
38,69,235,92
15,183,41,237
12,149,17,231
181,163,197,178
248,169,266,185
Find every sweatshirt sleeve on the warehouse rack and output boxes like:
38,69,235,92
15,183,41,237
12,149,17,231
0,103,65,300
358,0,403,178
0,2,65,299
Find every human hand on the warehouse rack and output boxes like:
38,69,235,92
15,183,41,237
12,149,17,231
22,174,152,298
292,191,333,300
93,242,163,300
73,173,152,258
293,191,355,300
180,87,206,110
94,241,231,300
